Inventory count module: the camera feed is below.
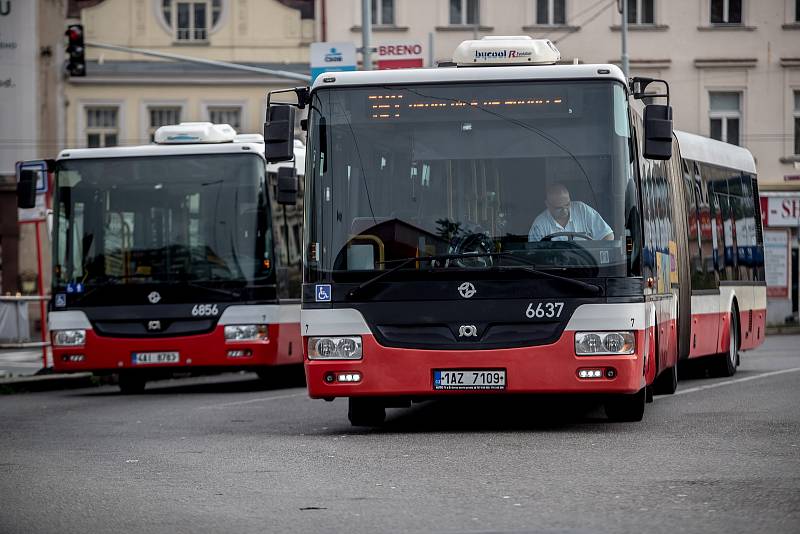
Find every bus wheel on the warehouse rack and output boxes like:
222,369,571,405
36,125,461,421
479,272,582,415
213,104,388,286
348,398,386,427
715,310,739,378
118,373,146,394
604,388,646,422
653,362,678,395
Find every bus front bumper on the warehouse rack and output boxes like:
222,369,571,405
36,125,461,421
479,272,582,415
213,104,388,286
304,331,648,398
51,324,300,373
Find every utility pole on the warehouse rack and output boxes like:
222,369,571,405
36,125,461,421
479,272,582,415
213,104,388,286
361,0,372,70
619,0,629,78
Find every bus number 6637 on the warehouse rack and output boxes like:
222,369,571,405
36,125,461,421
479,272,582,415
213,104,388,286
525,302,564,319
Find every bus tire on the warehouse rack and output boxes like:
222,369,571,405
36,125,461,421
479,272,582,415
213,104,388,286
715,309,739,378
118,373,146,394
348,398,386,427
604,387,646,422
653,362,678,395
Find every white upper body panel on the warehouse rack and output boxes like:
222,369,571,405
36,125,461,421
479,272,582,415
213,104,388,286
57,141,266,161
311,63,627,91
675,129,756,175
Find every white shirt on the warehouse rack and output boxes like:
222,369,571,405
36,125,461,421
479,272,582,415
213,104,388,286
528,201,613,242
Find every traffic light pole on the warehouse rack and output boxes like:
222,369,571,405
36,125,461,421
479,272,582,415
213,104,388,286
84,41,311,82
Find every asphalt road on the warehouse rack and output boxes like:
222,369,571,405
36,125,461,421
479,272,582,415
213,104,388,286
1,336,799,534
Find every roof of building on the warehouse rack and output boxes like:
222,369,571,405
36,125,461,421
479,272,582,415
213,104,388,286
310,63,627,90
675,130,757,174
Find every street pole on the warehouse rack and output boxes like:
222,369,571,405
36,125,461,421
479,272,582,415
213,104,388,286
361,0,372,70
428,31,434,67
620,0,629,78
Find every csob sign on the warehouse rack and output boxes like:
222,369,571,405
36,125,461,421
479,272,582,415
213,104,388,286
376,42,424,70
310,42,356,82
765,196,800,227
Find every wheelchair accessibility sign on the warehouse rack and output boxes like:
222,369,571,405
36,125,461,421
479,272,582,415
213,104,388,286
315,284,332,302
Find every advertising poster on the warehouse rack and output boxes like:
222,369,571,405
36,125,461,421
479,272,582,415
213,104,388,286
764,230,789,298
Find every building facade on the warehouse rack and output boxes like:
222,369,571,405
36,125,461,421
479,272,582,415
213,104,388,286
319,0,800,323
64,0,314,149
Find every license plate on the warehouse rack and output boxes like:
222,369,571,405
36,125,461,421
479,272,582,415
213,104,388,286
433,369,506,390
132,352,180,365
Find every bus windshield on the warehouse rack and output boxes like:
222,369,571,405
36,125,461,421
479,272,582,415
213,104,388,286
54,153,272,290
306,80,640,280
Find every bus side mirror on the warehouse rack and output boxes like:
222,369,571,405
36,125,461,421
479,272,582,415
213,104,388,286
264,105,296,163
643,104,673,160
276,166,298,205
17,169,38,209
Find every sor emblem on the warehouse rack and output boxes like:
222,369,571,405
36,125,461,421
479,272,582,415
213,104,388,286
457,282,476,299
147,291,161,304
458,325,478,337
147,320,161,331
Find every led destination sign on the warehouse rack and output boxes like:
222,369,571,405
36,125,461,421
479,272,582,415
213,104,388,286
365,92,569,121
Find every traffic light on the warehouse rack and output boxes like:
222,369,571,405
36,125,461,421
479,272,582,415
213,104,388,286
65,24,86,77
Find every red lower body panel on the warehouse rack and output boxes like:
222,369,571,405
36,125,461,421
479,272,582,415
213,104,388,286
52,323,302,373
688,308,766,358
305,331,647,399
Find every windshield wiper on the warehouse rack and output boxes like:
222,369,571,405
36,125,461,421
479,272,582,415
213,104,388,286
346,251,602,300
183,281,243,299
346,251,499,299
490,261,602,296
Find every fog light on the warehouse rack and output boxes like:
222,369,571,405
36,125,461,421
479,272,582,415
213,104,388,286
61,354,85,362
336,372,361,383
324,372,335,383
577,368,604,379
227,349,252,358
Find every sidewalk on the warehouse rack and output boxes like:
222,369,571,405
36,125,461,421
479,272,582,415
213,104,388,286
0,348,94,393
0,348,47,378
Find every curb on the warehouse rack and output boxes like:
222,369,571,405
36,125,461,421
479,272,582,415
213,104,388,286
766,326,800,336
0,372,96,394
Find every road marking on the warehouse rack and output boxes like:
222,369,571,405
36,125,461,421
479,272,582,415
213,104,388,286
198,390,307,410
658,367,800,399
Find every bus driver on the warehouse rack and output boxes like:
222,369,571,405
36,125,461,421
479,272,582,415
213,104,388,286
528,183,614,242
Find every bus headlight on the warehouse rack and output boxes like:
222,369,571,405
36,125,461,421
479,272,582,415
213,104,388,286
307,336,363,360
224,324,268,341
575,331,635,355
53,329,86,347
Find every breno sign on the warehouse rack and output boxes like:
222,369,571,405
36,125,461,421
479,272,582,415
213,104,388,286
376,42,424,70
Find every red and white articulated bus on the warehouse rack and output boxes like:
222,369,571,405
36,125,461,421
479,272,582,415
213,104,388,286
263,36,765,425
17,123,305,393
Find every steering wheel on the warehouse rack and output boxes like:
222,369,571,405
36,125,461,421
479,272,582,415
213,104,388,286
540,231,593,242
447,231,496,268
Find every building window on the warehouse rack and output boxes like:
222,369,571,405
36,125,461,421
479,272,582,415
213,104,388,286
709,92,741,146
85,107,119,148
627,0,654,24
710,0,742,24
163,0,222,41
794,91,800,155
536,0,565,25
371,0,394,25
449,0,479,25
148,106,182,142
208,106,242,130
796,0,800,22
